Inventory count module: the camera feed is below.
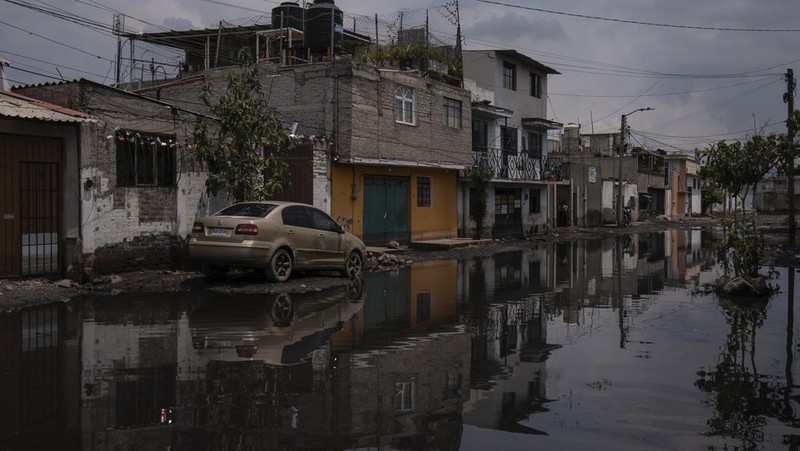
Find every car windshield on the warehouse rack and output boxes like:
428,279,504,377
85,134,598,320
215,203,277,218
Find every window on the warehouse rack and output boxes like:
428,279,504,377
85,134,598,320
443,97,462,128
307,207,340,232
529,189,540,214
530,72,541,98
501,126,518,153
216,203,277,218
502,61,516,90
527,131,542,159
394,85,414,124
417,292,431,322
443,371,462,400
281,206,312,228
417,176,432,207
393,382,415,412
116,130,176,187
472,118,488,152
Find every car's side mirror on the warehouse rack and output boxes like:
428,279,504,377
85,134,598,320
336,224,345,234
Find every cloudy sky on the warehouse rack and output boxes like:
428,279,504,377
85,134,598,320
2,0,798,150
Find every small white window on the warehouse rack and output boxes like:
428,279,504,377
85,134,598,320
395,86,415,125
393,382,415,412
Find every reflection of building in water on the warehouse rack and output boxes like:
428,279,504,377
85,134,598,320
0,303,80,448
330,261,470,449
666,228,704,287
457,246,561,434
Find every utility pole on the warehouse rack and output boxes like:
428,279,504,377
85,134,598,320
618,107,653,227
786,68,796,244
617,114,627,226
113,14,122,85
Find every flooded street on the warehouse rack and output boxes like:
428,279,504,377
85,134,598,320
1,229,798,450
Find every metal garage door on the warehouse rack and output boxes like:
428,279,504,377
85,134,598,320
363,176,409,246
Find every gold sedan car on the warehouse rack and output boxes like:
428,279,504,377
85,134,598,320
189,201,366,282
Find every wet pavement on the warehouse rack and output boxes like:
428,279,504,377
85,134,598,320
1,228,798,450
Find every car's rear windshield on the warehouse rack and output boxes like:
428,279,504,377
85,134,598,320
215,203,277,218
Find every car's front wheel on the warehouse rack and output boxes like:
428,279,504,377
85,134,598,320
201,264,229,281
343,251,363,277
266,248,293,282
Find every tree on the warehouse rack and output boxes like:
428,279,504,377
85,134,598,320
466,164,492,239
194,48,292,203
699,135,780,217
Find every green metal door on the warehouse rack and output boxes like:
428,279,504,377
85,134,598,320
364,269,410,333
363,176,409,246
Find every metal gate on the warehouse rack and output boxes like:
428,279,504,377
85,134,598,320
363,176,409,246
494,188,522,238
364,270,410,333
20,162,60,275
0,135,62,278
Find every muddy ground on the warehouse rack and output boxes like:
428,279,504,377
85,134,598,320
2,215,797,312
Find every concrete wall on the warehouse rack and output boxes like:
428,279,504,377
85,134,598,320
330,164,459,241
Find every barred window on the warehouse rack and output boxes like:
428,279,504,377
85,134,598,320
417,176,431,207
116,130,176,187
443,97,462,128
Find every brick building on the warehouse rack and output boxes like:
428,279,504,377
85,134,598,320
12,79,210,276
142,60,472,246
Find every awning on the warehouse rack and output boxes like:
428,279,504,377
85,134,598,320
522,117,563,130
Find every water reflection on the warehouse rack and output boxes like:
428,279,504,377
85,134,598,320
1,229,797,450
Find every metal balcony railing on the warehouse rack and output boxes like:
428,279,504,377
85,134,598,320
471,147,569,182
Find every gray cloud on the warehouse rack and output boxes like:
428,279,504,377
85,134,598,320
1,0,798,149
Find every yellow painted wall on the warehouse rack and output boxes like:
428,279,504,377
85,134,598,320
330,261,460,350
331,164,458,242
408,261,459,327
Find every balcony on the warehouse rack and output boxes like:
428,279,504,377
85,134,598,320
472,147,569,182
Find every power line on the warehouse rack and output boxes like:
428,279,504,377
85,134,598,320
475,0,800,33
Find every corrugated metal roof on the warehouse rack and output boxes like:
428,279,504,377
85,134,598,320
0,90,96,123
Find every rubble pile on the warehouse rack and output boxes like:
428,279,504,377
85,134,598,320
365,251,413,271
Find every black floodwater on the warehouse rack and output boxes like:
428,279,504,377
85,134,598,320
1,229,799,450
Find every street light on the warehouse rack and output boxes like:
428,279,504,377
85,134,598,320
617,107,654,226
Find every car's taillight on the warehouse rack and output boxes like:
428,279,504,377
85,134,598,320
235,224,258,236
236,345,258,358
192,222,204,234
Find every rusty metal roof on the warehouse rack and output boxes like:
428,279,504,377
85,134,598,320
0,90,96,123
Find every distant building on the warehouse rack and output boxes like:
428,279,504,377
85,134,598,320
461,49,565,237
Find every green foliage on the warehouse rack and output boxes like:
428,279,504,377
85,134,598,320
193,48,292,203
466,164,492,239
699,135,780,215
358,42,460,72
701,185,724,212
717,217,765,278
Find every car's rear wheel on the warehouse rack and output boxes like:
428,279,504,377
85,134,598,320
201,264,229,281
266,248,293,282
343,251,363,277
269,293,294,326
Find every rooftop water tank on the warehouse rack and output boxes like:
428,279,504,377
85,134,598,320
271,2,304,30
305,0,343,50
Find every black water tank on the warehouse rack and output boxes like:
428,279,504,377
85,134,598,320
271,2,304,30
305,0,343,50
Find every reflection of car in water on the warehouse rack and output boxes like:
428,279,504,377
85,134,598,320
190,277,365,365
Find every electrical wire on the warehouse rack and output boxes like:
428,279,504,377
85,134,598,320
475,0,800,33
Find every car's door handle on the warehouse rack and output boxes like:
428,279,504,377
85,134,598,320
287,230,294,236
318,234,324,239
